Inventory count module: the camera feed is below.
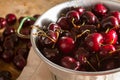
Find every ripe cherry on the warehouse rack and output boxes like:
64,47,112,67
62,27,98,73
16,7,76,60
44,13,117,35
74,6,85,16
0,17,7,29
61,56,80,70
80,11,98,25
74,47,89,64
101,16,119,30
57,36,75,54
109,11,120,23
99,44,116,57
103,29,118,45
85,33,103,52
3,27,15,36
6,13,17,26
66,10,80,24
47,23,61,31
92,3,108,17
57,17,70,30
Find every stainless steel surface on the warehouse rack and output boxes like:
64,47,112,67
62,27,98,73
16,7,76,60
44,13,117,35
31,0,120,80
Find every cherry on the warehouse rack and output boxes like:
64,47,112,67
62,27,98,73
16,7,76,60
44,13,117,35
80,11,98,25
57,17,71,30
0,71,12,79
6,13,17,26
13,55,26,70
92,3,108,17
0,17,7,29
1,50,14,63
43,48,60,62
3,27,15,36
99,44,116,57
101,16,119,30
66,10,80,24
74,6,85,16
60,56,80,70
85,33,103,52
57,36,75,54
103,29,118,45
47,23,61,31
20,28,31,35
109,11,120,23
74,47,89,64
33,14,40,19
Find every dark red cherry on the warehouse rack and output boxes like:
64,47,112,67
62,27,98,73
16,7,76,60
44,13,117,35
6,13,17,26
66,10,80,24
47,23,61,31
99,44,116,57
43,48,60,62
92,3,108,17
0,17,7,29
74,6,85,16
61,56,80,70
3,27,15,36
85,33,103,52
74,47,89,64
57,17,71,30
109,11,120,23
33,14,40,19
58,36,75,54
81,11,98,25
103,29,118,45
13,55,26,70
101,16,119,30
1,50,14,62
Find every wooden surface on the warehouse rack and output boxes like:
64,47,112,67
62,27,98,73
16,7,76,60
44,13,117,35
0,0,66,80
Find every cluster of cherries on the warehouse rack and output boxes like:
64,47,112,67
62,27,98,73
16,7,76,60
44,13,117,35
0,13,39,79
37,3,120,71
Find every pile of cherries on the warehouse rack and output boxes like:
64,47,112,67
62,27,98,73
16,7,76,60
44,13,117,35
0,13,39,79
37,3,120,71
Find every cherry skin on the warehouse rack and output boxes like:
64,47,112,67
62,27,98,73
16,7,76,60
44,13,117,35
103,29,118,45
60,56,80,70
85,33,103,52
92,3,108,17
99,44,116,57
0,17,7,29
80,11,98,25
57,17,70,30
66,10,80,24
47,23,61,31
74,47,89,65
109,11,120,23
57,36,75,54
3,27,15,36
101,16,119,30
6,13,17,26
74,6,85,16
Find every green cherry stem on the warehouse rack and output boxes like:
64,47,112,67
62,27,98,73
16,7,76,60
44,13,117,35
17,16,37,39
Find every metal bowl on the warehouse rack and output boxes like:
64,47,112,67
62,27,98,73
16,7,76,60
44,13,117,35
31,0,120,80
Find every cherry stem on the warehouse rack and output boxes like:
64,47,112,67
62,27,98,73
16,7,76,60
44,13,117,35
17,16,36,39
77,29,90,38
105,28,110,33
72,18,80,28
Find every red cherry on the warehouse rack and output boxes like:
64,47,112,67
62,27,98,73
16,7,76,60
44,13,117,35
61,56,80,70
66,10,80,24
74,7,85,16
99,44,116,57
109,11,120,23
92,3,108,17
81,11,98,25
47,23,61,31
101,16,119,30
74,47,89,64
0,17,7,29
103,30,118,45
85,33,103,52
58,36,75,54
57,17,70,30
6,13,17,26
